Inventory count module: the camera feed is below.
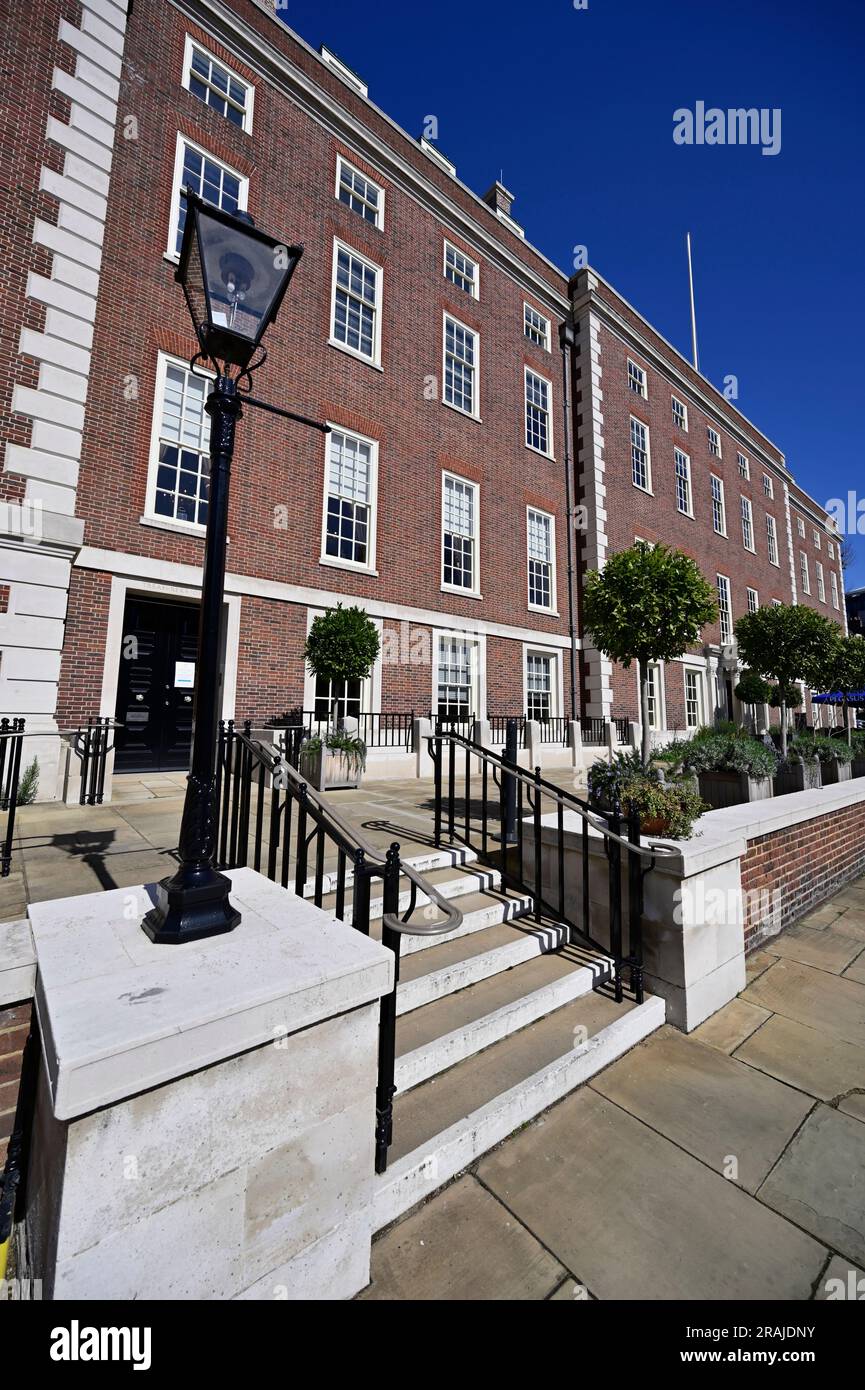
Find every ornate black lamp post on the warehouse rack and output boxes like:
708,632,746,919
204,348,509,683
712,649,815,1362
143,193,322,944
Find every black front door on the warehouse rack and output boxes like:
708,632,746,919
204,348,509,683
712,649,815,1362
114,598,200,772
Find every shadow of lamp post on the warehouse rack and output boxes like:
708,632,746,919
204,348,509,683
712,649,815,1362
143,192,329,944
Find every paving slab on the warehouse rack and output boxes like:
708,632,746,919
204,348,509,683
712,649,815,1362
549,1279,595,1300
733,1013,865,1103
838,1092,865,1123
745,948,778,985
814,1254,865,1301
478,1087,826,1301
692,998,771,1054
842,953,865,985
768,924,864,975
361,1175,566,1300
830,910,865,943
797,902,847,930
742,958,865,1050
759,1105,865,1267
590,1026,812,1193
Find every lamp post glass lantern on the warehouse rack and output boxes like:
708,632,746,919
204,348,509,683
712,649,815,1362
142,193,303,944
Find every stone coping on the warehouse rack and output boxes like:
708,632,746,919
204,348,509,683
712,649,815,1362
0,917,36,1006
28,868,394,1121
535,775,865,880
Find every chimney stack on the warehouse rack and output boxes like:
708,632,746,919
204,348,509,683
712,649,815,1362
482,180,515,219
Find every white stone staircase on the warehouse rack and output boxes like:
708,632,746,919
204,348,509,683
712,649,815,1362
317,843,665,1231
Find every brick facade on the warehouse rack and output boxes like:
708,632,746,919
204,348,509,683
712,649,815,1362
0,0,845,791
0,1002,32,1168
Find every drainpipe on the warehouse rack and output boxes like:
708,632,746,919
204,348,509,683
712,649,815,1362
559,316,579,723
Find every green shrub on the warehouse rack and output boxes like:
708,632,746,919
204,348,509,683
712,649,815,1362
735,672,771,705
788,734,821,765
620,778,706,840
301,729,367,775
587,750,657,807
790,733,853,766
16,756,39,806
681,732,778,779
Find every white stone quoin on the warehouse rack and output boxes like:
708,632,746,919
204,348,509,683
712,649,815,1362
23,868,393,1300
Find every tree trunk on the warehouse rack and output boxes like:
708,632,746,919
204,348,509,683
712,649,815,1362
780,699,788,759
639,659,652,767
844,696,852,746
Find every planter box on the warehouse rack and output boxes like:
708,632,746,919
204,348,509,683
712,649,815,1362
299,747,362,791
820,758,853,786
852,755,865,779
697,770,774,809
773,761,822,796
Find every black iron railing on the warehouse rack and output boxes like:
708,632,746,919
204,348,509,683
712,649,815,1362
71,717,120,806
535,716,570,746
429,730,676,1005
304,711,415,750
613,717,631,745
580,716,608,746
0,718,25,877
487,715,526,746
433,712,475,739
215,721,461,1174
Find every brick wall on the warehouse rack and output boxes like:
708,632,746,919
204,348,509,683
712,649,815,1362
0,1002,32,1168
741,798,865,952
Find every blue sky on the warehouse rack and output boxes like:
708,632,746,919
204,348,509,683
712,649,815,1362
278,0,865,586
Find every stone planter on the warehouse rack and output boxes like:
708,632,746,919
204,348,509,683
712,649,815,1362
697,770,774,809
819,758,852,786
773,761,822,796
299,746,363,791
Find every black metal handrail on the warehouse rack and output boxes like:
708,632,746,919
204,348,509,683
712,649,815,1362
215,721,461,1174
534,715,570,746
613,717,631,744
0,718,25,877
429,730,677,1006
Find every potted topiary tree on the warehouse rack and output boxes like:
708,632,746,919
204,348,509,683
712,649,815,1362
301,605,380,791
735,604,839,760
776,733,822,796
583,542,717,768
735,671,770,734
814,632,865,748
810,733,855,786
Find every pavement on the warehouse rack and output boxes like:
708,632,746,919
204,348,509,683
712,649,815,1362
3,772,864,1301
363,883,865,1301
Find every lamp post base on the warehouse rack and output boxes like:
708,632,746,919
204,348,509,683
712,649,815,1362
142,865,241,945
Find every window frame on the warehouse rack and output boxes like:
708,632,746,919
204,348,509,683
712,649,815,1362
442,312,480,419
524,647,560,724
799,551,811,595
816,562,826,603
166,132,249,262
766,513,780,567
329,237,384,368
181,35,255,133
319,423,379,575
441,470,480,597
671,395,688,431
443,240,479,299
434,632,480,721
683,666,705,730
143,351,214,534
627,358,647,399
523,303,551,350
707,426,722,458
740,494,755,552
674,447,693,517
716,573,733,646
630,416,652,493
334,154,384,230
711,474,727,537
526,506,557,613
737,451,750,480
831,571,840,609
763,473,774,499
524,366,554,457
644,661,665,731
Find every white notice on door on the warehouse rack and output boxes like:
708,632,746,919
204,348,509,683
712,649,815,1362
174,661,195,689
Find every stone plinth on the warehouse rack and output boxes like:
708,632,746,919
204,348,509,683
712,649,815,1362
24,868,393,1300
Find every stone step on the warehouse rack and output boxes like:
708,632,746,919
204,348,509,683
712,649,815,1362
374,990,665,1231
395,941,612,1092
297,843,479,902
395,912,564,1015
380,884,533,961
316,862,504,929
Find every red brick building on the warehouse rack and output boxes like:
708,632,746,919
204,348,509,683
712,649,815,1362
0,0,845,795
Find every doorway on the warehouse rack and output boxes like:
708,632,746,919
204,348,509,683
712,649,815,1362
114,597,200,772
